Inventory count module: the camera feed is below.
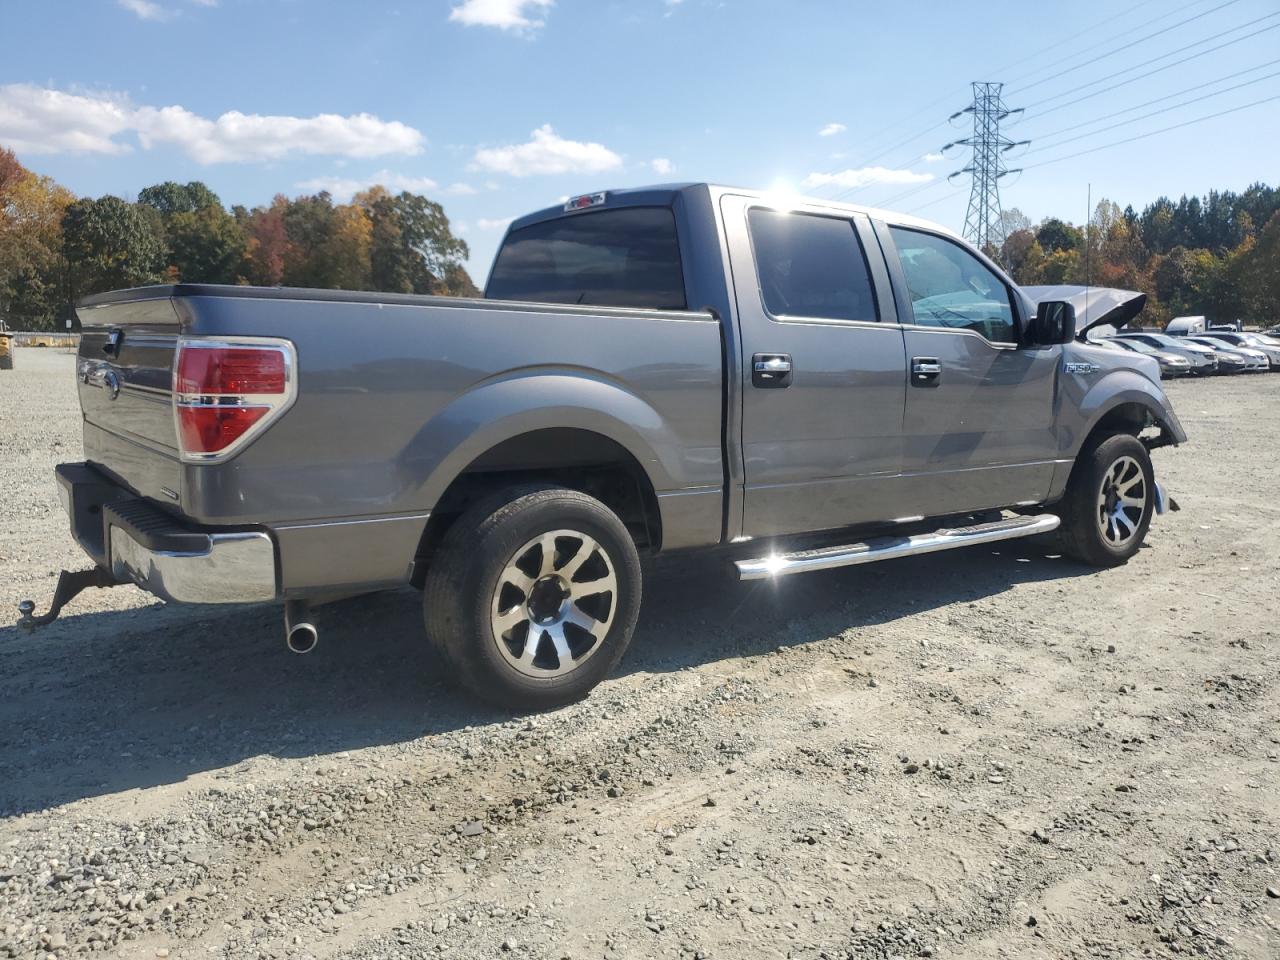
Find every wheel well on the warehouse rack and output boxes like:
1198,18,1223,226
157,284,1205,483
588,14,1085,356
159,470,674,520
411,428,662,585
1089,402,1152,440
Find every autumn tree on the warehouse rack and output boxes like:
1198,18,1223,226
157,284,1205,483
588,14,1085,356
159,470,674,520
0,147,73,329
240,196,291,286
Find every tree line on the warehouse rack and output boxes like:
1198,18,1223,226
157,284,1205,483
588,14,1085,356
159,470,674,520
997,182,1280,327
4,141,1277,331
0,146,478,331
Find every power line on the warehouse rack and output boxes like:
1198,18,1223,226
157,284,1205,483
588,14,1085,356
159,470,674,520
1021,55,1280,142
1023,67,1280,154
1023,11,1280,111
1010,0,1244,96
805,1,1239,202
872,178,948,210
991,0,1173,84
905,189,966,216
1021,92,1280,171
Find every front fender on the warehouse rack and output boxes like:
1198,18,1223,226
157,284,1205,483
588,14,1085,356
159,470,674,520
401,367,720,511
1073,370,1186,451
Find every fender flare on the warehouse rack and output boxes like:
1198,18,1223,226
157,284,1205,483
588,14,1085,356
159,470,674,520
1073,372,1186,459
401,369,688,511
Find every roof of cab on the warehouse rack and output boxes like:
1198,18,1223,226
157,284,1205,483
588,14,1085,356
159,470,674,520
505,182,959,240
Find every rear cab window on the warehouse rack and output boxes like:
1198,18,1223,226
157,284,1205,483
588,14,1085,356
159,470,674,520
486,207,686,310
746,208,878,323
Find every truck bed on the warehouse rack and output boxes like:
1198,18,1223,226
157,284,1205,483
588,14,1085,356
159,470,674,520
74,285,726,593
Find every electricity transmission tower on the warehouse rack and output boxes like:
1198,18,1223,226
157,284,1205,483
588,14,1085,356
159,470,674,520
943,82,1027,254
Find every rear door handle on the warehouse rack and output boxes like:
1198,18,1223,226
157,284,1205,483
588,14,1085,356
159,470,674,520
911,357,941,386
752,353,792,388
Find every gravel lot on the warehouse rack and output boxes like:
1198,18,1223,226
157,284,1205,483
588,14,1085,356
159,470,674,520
1,348,1277,960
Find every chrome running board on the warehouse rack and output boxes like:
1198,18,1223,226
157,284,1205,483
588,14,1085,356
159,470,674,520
735,513,1061,580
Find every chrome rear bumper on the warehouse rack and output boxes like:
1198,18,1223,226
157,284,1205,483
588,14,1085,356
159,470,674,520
108,525,277,604
56,462,278,605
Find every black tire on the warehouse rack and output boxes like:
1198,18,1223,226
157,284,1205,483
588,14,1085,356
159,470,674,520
1056,433,1155,568
423,485,642,710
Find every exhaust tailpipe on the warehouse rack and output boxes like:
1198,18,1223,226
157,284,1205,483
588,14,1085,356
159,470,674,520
285,599,318,654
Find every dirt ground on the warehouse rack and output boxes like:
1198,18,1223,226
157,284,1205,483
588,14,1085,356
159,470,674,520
1,348,1277,960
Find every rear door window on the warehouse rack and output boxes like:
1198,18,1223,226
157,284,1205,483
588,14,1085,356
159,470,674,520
486,207,686,310
746,208,878,322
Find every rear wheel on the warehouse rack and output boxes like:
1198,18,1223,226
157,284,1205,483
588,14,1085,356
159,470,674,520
423,485,642,710
1056,433,1155,567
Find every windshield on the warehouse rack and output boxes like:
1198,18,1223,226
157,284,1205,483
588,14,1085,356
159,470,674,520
1119,339,1157,354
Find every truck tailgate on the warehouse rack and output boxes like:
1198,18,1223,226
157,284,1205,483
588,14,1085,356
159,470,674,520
76,294,183,502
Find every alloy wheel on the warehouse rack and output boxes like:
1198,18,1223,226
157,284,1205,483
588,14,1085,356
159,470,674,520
490,529,617,678
1096,455,1147,548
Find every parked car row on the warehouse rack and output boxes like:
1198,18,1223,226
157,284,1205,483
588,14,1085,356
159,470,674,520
1089,329,1280,378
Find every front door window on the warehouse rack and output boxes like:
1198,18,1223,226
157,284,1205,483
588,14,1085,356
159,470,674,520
889,227,1016,344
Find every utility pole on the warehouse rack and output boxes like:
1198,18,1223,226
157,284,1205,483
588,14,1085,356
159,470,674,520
943,82,1027,255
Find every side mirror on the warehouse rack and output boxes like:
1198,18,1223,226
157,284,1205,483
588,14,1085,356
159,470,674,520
1028,300,1076,346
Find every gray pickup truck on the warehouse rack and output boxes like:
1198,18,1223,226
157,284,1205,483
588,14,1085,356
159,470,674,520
26,183,1185,707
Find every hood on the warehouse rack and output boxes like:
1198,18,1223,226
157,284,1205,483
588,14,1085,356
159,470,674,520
1021,285,1147,338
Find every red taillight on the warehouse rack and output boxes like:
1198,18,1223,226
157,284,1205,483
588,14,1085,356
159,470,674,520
177,405,270,453
176,347,286,395
173,339,295,461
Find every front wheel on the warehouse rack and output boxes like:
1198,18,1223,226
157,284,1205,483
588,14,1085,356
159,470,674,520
1056,433,1155,567
423,485,642,710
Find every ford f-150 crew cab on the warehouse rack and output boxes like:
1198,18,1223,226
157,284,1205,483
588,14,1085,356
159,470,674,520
23,183,1186,708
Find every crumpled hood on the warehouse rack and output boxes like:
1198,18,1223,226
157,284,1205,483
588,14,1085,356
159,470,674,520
1021,285,1147,337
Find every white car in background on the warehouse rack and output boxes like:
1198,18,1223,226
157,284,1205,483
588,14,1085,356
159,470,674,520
1197,331,1280,370
1183,336,1271,372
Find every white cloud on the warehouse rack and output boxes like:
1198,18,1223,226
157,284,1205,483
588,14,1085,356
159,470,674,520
473,124,622,177
117,0,218,19
801,166,933,190
449,0,553,30
0,83,425,163
818,122,846,137
651,157,674,175
0,85,134,155
445,182,478,195
923,152,944,163
118,0,172,20
295,170,440,201
478,216,515,231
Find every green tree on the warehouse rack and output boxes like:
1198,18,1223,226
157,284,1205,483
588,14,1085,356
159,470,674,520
1036,217,1081,254
137,181,222,216
1233,211,1280,324
61,195,165,301
1000,228,1045,285
357,186,474,295
166,205,247,283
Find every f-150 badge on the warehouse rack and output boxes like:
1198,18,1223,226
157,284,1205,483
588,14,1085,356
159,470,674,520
1063,360,1100,375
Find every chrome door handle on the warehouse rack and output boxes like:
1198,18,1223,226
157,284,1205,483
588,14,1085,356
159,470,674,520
754,358,792,373
911,357,941,385
752,353,793,388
